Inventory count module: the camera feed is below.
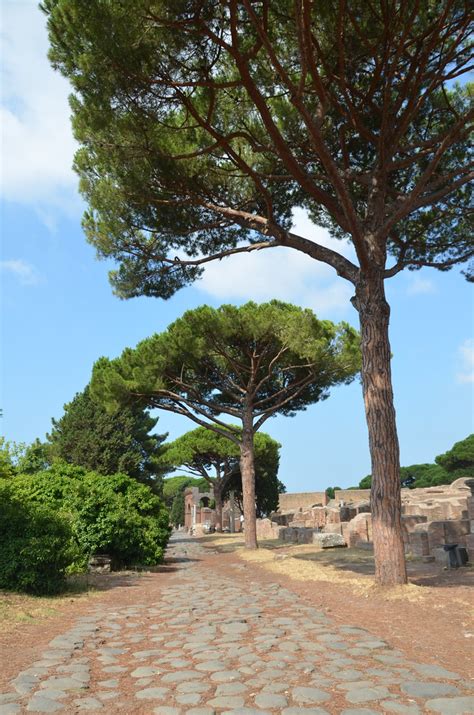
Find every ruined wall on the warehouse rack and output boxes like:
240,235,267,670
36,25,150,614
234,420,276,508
278,489,371,512
278,492,325,511
335,489,371,502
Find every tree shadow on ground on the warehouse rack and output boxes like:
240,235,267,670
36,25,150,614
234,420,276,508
293,549,474,587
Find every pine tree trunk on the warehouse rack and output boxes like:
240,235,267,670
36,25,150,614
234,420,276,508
214,481,223,532
355,271,407,586
240,407,258,549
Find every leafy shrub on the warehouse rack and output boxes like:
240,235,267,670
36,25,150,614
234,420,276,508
12,463,170,569
0,483,78,595
70,472,171,567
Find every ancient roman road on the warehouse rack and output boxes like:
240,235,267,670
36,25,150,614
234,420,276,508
1,535,473,715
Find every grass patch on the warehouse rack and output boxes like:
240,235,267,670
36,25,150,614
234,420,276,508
237,542,432,601
0,574,102,632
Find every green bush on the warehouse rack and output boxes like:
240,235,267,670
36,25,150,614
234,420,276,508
70,472,171,567
12,463,171,569
0,483,78,595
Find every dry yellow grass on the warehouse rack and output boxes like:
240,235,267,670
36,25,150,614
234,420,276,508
0,592,63,631
0,575,104,632
236,542,441,603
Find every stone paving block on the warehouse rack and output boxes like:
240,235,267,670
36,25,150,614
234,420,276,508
209,669,241,682
412,664,461,680
73,697,104,710
26,696,64,713
207,695,246,708
39,676,86,692
344,685,393,703
176,693,202,705
176,681,211,694
215,683,248,696
135,686,170,699
0,696,18,706
254,692,289,707
292,686,331,704
401,682,461,698
131,666,160,678
425,696,474,714
162,670,204,683
0,704,21,715
381,701,421,714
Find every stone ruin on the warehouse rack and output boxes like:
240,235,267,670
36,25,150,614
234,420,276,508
184,486,242,535
256,478,474,564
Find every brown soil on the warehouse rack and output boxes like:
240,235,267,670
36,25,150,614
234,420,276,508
0,539,472,694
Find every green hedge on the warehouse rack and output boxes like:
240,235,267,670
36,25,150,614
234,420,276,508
0,463,171,594
10,463,171,570
0,484,78,594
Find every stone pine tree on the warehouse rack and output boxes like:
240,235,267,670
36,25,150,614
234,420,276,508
48,386,167,490
44,1,472,583
161,427,281,529
91,301,360,548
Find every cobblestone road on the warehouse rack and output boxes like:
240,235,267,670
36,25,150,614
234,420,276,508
1,535,473,714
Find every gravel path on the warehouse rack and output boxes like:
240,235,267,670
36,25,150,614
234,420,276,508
1,535,473,714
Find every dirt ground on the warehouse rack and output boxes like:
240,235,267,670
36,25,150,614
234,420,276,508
1,535,472,693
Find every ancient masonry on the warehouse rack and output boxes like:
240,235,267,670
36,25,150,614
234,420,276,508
183,487,242,535
257,478,474,564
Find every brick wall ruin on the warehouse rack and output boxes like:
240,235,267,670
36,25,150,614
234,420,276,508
260,478,474,562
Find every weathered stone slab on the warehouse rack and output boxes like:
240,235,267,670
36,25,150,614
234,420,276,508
312,532,346,548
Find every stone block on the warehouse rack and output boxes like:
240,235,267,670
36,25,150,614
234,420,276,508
88,555,111,573
402,515,428,531
426,521,447,551
431,547,447,566
312,533,346,549
296,528,314,544
282,527,297,542
443,519,470,544
409,531,430,557
322,523,344,535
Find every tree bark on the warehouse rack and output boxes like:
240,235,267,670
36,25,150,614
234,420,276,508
240,406,258,549
213,480,223,532
355,270,407,586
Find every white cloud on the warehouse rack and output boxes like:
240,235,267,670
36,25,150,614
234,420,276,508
407,276,436,295
1,259,41,285
0,3,79,213
196,208,356,317
457,339,474,384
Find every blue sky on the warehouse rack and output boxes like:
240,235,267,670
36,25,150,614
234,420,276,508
1,2,473,491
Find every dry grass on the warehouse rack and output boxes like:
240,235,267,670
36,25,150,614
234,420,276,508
0,592,65,631
0,574,106,632
206,537,443,603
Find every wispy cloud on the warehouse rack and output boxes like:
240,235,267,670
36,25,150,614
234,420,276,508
196,209,356,318
407,276,436,295
457,339,474,384
0,3,79,214
1,259,41,285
